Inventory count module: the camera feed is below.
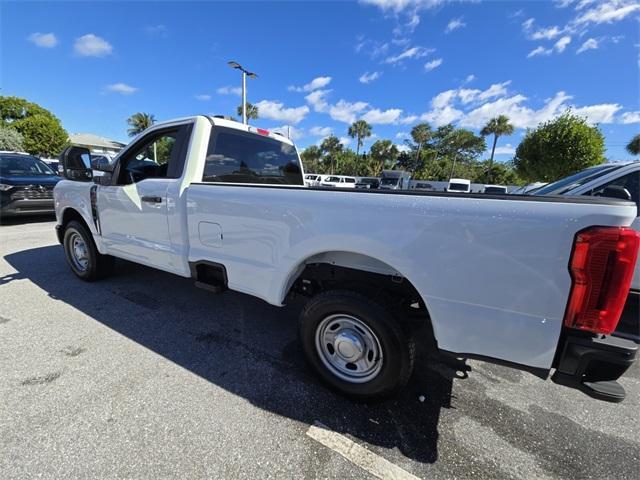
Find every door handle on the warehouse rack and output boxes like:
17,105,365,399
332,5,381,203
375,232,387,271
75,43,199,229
141,196,162,204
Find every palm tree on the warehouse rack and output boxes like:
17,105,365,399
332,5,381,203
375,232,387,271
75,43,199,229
410,123,433,175
320,135,343,174
627,134,640,155
236,102,259,123
480,115,514,183
348,120,372,155
126,112,156,137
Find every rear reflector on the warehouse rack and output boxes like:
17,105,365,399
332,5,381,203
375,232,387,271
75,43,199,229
564,226,640,335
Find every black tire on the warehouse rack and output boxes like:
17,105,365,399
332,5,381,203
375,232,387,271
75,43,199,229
63,220,114,281
299,289,415,401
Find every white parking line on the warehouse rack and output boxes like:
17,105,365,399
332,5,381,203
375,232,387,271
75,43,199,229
306,421,420,480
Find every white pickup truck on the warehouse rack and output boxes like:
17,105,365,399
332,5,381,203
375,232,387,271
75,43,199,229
54,116,639,402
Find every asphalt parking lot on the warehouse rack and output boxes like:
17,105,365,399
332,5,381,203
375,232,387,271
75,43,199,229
1,218,639,479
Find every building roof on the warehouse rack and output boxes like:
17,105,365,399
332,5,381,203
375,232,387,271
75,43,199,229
69,133,126,149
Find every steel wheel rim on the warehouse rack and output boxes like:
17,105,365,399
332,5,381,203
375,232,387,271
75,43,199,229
315,313,383,383
68,232,89,272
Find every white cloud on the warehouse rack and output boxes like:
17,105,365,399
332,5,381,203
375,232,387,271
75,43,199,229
577,37,599,53
309,126,333,137
572,103,621,123
424,58,443,71
195,94,212,101
105,83,138,95
28,32,57,48
527,46,552,58
270,125,304,141
620,111,640,124
530,26,563,40
305,89,332,113
329,100,369,123
522,17,535,30
395,131,409,139
554,35,572,53
339,136,352,147
145,25,167,37
445,17,466,33
359,0,463,14
574,0,640,25
74,34,113,57
359,71,381,84
493,144,516,155
288,76,332,92
398,114,418,124
217,86,242,96
255,100,309,124
396,143,412,153
384,46,433,64
421,105,464,126
362,108,403,124
464,74,476,83
419,81,624,131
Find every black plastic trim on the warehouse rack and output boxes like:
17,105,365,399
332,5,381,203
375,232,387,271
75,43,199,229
552,333,637,402
189,182,636,207
439,350,550,379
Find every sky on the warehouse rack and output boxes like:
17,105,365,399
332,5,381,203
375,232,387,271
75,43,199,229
2,0,639,161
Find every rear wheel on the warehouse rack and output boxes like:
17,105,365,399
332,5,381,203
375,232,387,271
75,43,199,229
63,220,114,281
299,289,415,400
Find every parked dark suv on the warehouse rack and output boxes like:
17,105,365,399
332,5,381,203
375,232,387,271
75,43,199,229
0,152,63,217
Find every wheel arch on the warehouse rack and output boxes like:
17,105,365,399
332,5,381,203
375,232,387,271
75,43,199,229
281,250,438,346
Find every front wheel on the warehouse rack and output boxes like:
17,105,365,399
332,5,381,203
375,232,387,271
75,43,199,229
299,290,415,400
63,220,114,281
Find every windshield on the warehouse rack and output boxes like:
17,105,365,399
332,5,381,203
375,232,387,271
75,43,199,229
534,164,621,196
380,177,399,186
449,183,468,191
0,155,56,176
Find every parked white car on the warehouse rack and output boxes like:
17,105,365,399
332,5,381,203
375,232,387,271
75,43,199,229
321,175,356,188
304,174,322,187
53,116,640,402
447,178,471,193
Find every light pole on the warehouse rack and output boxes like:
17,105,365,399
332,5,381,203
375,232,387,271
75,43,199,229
228,61,258,125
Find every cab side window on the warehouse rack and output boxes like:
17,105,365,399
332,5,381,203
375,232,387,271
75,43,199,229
115,126,191,185
587,172,640,213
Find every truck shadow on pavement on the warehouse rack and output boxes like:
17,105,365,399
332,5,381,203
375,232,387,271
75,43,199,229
4,245,472,464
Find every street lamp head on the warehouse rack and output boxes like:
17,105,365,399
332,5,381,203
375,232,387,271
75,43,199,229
246,71,258,79
227,61,241,69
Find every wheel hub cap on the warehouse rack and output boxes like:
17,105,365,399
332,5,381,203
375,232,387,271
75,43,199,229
334,330,364,361
315,313,383,384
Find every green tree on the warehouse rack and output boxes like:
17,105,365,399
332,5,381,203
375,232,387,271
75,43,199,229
440,128,486,179
12,114,69,156
514,111,605,182
627,134,640,156
320,135,343,174
236,102,259,123
348,120,372,155
126,112,156,137
0,126,24,151
409,123,434,174
369,140,399,176
0,96,51,126
300,145,322,173
480,115,514,183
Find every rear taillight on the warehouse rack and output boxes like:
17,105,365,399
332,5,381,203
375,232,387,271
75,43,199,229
256,128,269,136
564,226,640,335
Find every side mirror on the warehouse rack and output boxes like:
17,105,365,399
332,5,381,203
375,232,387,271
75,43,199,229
91,157,113,172
601,185,632,201
60,146,92,182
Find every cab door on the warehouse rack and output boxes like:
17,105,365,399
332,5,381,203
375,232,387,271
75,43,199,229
97,124,192,272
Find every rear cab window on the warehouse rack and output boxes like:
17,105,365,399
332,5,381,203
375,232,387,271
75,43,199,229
203,127,303,185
